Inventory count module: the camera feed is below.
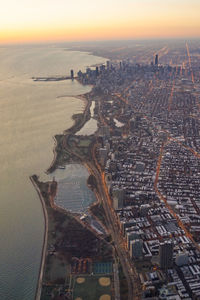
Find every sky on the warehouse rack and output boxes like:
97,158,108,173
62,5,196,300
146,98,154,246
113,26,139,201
1,0,200,44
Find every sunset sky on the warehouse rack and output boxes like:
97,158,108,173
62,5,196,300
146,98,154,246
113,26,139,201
1,0,200,44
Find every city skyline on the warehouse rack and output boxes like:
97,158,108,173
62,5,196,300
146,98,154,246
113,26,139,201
1,0,200,44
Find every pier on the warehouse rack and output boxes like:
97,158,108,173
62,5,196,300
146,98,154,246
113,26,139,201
32,76,77,82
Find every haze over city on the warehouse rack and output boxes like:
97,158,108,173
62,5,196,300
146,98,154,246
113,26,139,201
2,0,200,300
1,0,200,43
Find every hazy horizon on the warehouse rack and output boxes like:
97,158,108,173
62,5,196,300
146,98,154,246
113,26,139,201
1,0,200,44
1,37,200,48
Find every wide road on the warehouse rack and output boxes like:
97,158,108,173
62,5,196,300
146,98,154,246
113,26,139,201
88,143,142,300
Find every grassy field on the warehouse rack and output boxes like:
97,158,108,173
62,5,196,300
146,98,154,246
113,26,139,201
44,254,69,283
118,263,128,300
73,275,112,300
78,138,91,147
34,178,114,299
41,286,60,300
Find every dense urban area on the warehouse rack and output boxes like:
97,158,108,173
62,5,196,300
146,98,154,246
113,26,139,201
35,41,200,300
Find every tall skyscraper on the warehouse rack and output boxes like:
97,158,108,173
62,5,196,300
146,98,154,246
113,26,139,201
106,60,110,70
159,241,174,269
126,232,139,249
95,66,99,76
130,239,143,259
99,148,107,166
155,54,158,65
112,188,125,209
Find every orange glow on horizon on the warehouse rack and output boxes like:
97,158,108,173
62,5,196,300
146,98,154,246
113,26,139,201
1,0,200,44
1,23,200,45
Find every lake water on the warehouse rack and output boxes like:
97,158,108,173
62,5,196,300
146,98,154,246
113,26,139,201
76,101,98,135
0,44,106,300
114,118,124,127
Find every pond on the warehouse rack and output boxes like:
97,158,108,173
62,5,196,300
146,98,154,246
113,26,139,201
76,101,98,135
51,164,96,213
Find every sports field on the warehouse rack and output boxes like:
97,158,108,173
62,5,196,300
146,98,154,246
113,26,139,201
73,275,112,300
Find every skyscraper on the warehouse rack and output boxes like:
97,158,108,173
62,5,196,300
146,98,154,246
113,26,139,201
106,60,110,70
155,54,158,65
159,241,174,269
112,188,125,209
130,239,143,259
99,148,107,166
95,66,99,76
71,69,74,79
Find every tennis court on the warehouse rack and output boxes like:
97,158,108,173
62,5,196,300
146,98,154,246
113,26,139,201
93,262,113,274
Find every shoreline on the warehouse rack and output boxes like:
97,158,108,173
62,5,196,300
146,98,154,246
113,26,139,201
32,50,108,298
68,47,110,61
46,93,89,174
33,88,94,299
46,92,91,173
45,136,58,174
30,176,49,300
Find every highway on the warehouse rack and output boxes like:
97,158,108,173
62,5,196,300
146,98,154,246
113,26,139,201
186,42,194,84
90,142,142,300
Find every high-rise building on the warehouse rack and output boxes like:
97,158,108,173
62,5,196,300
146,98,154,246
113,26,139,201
112,188,124,210
126,232,139,249
98,126,110,138
130,239,143,259
155,54,158,65
159,241,174,269
99,148,107,166
95,66,99,76
77,70,82,78
175,252,189,266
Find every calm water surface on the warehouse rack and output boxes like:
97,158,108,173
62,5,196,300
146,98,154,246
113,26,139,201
76,102,98,136
0,45,106,300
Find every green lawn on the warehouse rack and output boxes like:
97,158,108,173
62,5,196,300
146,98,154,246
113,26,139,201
78,139,91,147
41,286,59,300
44,254,67,283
